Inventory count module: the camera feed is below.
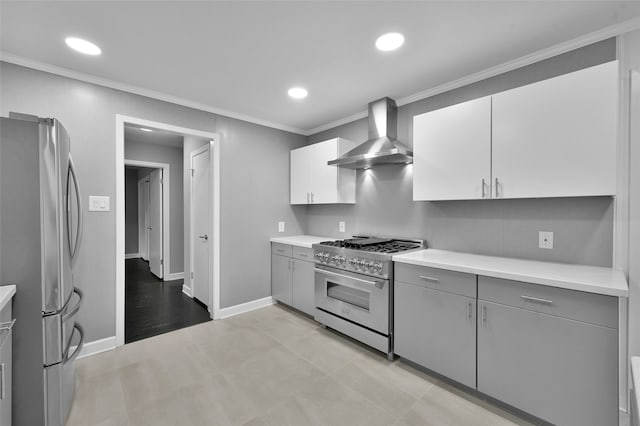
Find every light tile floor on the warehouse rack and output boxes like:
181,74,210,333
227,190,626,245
67,304,535,426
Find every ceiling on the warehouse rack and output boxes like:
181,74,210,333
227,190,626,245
2,1,640,135
125,124,184,148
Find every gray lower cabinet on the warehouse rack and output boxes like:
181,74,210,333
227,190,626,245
394,281,476,388
0,302,13,426
292,259,315,316
271,253,293,305
477,277,618,426
271,243,315,316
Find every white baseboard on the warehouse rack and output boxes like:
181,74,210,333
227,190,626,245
218,296,274,319
75,335,117,360
166,272,184,281
124,253,140,260
182,285,193,298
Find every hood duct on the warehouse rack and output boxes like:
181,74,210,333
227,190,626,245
327,97,413,169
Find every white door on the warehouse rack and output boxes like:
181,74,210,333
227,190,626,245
491,60,617,198
413,97,492,201
138,177,149,261
191,146,210,306
148,169,163,279
290,146,310,204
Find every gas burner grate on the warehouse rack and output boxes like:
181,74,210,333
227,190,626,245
318,237,423,254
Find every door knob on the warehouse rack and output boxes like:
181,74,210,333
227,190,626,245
146,226,152,230
199,234,208,241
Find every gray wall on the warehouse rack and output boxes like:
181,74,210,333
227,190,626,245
182,136,209,294
307,38,616,267
125,140,184,275
0,61,306,342
124,168,139,254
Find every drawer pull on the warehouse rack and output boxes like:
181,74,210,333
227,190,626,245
521,295,553,305
467,301,473,321
419,276,440,283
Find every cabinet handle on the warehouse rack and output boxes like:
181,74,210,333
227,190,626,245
481,178,486,198
482,304,487,326
288,260,291,270
306,192,310,203
419,276,439,283
0,362,4,400
467,301,473,321
310,192,314,203
521,295,553,305
494,178,500,198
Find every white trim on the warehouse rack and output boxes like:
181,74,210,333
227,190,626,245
124,253,140,260
306,16,640,136
116,115,220,347
138,176,149,261
182,285,193,298
166,272,184,281
75,336,117,360
0,52,307,136
218,296,275,319
4,16,640,138
212,139,221,320
125,159,170,281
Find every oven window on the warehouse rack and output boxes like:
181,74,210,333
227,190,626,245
327,282,370,310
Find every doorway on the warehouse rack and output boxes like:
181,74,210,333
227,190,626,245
117,116,220,347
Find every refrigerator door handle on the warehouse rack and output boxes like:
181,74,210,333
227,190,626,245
67,155,83,264
64,323,84,364
62,288,82,322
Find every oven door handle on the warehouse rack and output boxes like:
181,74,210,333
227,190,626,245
314,268,384,289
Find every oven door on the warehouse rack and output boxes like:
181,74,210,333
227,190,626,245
314,265,389,334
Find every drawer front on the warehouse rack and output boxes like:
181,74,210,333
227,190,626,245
478,276,617,328
271,243,292,257
395,263,477,298
292,246,314,262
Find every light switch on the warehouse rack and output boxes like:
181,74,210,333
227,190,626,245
278,221,285,232
339,221,346,233
538,231,553,249
89,196,110,212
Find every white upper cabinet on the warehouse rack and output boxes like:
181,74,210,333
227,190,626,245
492,60,618,198
413,97,492,201
412,60,618,201
290,138,357,205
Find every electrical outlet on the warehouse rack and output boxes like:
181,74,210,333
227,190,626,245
339,221,346,233
278,221,285,233
539,231,553,249
89,195,110,212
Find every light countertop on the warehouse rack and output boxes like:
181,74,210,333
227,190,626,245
270,235,333,249
0,285,16,311
393,249,628,297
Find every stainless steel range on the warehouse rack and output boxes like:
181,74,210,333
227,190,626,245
312,236,425,360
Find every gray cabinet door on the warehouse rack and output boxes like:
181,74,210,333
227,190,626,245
394,281,476,388
271,254,292,305
292,259,315,316
477,300,618,426
0,303,12,426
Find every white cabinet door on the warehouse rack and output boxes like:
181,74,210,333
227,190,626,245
309,139,339,204
290,146,310,204
413,97,492,200
492,61,618,198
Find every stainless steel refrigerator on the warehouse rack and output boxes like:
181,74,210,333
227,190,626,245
0,113,85,426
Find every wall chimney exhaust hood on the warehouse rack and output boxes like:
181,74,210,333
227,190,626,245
328,97,412,169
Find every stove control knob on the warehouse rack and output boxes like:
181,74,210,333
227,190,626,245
337,256,346,265
348,258,357,267
356,259,365,268
323,253,330,262
374,263,384,273
331,255,340,263
364,261,373,270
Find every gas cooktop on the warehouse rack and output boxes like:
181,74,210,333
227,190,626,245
317,236,423,254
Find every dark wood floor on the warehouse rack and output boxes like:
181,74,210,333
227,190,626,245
125,258,211,344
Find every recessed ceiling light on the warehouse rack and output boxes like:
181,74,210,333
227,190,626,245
375,32,405,52
140,128,153,132
65,37,102,56
288,87,308,99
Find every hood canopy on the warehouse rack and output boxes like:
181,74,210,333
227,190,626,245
327,97,413,169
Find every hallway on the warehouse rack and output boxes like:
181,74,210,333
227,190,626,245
125,258,211,343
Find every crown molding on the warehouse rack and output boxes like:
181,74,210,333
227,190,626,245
308,15,640,136
3,15,640,138
0,52,308,136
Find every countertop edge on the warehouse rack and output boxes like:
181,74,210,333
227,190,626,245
0,285,17,311
393,251,628,298
270,235,332,249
